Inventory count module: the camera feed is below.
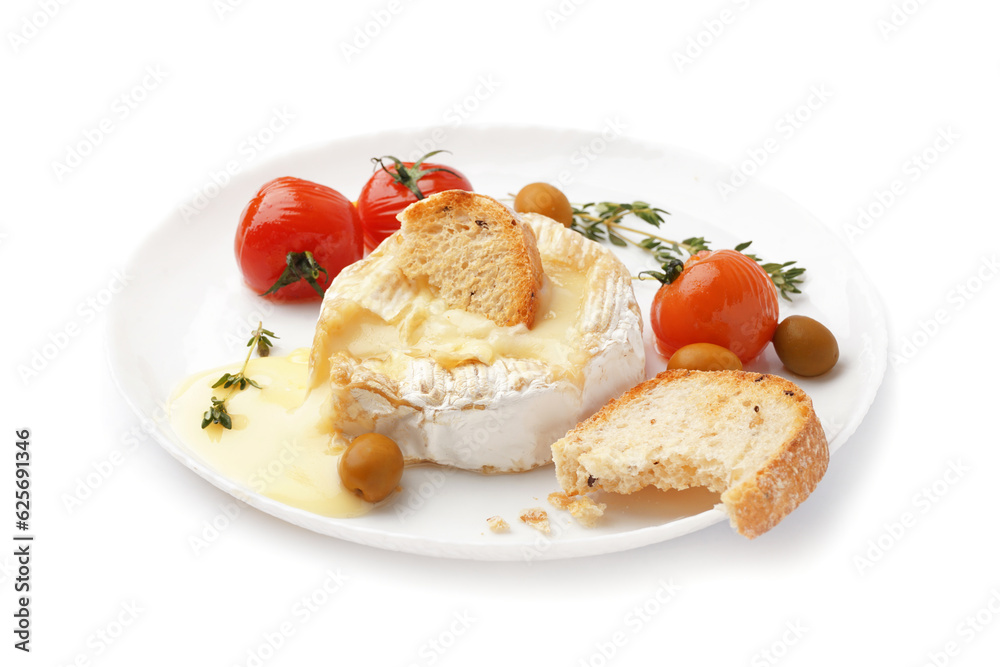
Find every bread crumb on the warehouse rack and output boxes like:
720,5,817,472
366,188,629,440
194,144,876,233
486,516,509,533
519,508,550,533
547,491,573,510
548,492,607,528
568,496,607,528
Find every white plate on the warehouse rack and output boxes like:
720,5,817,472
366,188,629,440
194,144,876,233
107,125,887,560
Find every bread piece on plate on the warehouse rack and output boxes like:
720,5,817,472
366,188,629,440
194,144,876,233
395,190,544,328
551,370,829,538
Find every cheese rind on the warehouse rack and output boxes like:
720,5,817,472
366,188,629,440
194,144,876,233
309,212,645,473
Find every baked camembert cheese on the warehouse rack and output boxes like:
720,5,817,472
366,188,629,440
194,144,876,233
308,191,645,473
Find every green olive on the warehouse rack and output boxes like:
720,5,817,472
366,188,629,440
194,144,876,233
667,343,743,372
513,183,574,227
337,433,403,503
772,315,839,377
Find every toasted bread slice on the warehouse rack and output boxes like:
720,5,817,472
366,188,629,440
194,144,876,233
395,190,544,328
551,370,829,538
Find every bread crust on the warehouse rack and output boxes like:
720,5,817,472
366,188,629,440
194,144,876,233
721,403,827,538
396,190,544,328
551,369,829,538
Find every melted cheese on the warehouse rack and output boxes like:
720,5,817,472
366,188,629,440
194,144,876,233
167,348,370,518
316,260,588,382
167,212,643,506
309,213,646,473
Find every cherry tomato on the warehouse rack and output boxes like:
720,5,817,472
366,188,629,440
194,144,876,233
235,177,363,302
357,150,472,249
650,249,778,363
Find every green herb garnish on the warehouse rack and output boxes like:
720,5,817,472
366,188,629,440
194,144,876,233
570,201,805,300
201,322,278,430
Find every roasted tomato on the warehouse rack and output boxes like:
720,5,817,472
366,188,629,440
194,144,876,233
650,249,778,363
357,150,472,249
235,177,363,302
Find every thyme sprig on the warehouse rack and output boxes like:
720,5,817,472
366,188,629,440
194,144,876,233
570,201,672,249
201,322,278,430
570,201,806,300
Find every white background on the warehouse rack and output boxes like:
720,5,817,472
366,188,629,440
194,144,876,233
3,0,999,665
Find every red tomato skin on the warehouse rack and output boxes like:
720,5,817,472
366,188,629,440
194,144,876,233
235,177,363,302
357,162,472,249
650,249,779,363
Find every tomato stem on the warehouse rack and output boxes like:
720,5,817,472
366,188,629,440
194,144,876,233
260,251,329,298
637,259,685,285
370,150,463,201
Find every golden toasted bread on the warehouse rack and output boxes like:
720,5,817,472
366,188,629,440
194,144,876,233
551,370,829,538
395,190,544,328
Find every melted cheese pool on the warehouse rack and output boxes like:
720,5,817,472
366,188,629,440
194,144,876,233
168,348,370,518
168,263,589,515
309,258,590,386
